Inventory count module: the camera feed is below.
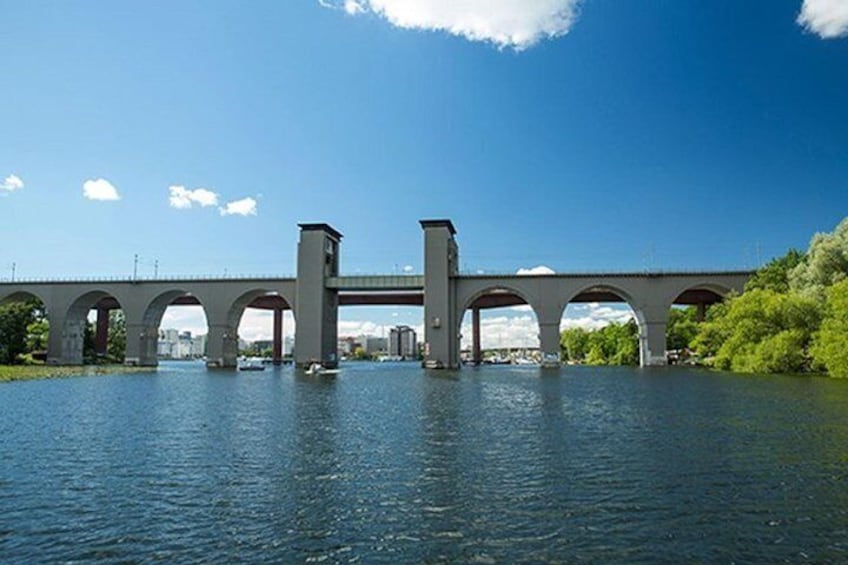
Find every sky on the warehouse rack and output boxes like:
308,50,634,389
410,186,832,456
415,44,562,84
2,0,847,347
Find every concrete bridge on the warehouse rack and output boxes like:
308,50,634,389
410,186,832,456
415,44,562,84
0,220,751,369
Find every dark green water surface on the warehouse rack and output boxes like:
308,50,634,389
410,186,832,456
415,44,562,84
2,362,847,562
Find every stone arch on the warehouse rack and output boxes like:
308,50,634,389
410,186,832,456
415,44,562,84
456,285,542,365
225,288,295,329
57,289,127,365
0,289,49,309
560,282,645,367
125,289,211,366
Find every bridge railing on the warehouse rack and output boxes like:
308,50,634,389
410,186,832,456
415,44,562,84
458,268,755,277
0,273,296,284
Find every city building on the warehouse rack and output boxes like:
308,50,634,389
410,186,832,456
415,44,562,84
388,326,417,359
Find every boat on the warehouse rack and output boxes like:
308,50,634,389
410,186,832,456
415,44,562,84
239,359,265,371
305,362,340,376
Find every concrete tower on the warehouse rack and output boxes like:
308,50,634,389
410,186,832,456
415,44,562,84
420,219,460,369
295,223,342,368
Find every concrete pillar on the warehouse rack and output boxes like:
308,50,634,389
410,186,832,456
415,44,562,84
420,219,459,369
45,311,77,365
538,319,562,368
696,302,706,322
273,308,283,365
124,323,159,366
472,307,481,366
294,224,342,369
639,307,669,367
206,323,239,368
94,307,109,357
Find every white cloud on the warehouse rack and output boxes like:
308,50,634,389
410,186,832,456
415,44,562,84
319,0,582,50
219,197,258,217
561,302,634,331
345,0,365,14
402,265,414,273
516,265,556,276
798,0,848,38
461,313,539,349
169,185,219,209
83,178,120,201
1,174,24,192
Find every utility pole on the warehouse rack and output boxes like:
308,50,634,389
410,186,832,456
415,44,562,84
11,262,16,282
133,254,138,281
154,259,159,278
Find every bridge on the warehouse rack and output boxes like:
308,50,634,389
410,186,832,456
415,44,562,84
0,220,752,369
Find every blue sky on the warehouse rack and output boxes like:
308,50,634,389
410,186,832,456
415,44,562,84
2,0,847,345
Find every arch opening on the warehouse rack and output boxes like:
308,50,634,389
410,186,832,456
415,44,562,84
666,284,731,365
231,290,294,365
154,292,209,363
459,287,541,366
559,285,641,367
60,290,126,365
337,304,423,362
0,291,48,365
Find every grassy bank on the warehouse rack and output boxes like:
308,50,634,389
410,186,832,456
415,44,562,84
0,364,156,383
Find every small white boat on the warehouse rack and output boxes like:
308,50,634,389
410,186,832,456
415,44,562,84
305,362,340,376
239,359,265,371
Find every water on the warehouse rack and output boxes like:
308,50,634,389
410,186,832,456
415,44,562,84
2,362,847,563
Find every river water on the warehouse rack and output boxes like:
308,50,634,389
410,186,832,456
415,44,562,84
1,362,847,563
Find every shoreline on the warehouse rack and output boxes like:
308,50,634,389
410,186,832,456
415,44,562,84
0,364,157,383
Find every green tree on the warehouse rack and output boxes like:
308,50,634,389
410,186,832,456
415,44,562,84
746,249,805,293
107,310,126,363
0,300,39,364
811,279,848,378
560,327,589,362
789,217,848,298
26,318,50,352
667,307,700,352
693,289,821,374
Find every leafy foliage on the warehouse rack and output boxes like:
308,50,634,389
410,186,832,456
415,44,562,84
693,289,820,374
745,249,805,293
789,217,848,298
811,279,848,378
560,320,639,366
0,300,45,365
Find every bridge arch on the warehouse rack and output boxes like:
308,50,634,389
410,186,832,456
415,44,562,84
0,289,49,308
0,290,49,363
228,288,295,363
457,285,542,365
54,289,128,365
664,282,735,364
559,283,644,367
123,289,211,366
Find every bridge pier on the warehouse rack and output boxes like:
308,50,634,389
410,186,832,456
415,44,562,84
471,307,481,365
273,308,283,365
421,220,460,369
124,323,159,366
206,324,239,368
639,307,669,367
538,319,562,368
294,224,342,369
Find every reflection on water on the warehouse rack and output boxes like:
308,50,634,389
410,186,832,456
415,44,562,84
1,361,847,562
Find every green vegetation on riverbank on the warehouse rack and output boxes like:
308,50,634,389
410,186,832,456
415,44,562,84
0,364,155,383
559,217,848,377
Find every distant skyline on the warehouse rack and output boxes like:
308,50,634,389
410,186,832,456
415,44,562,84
3,0,847,345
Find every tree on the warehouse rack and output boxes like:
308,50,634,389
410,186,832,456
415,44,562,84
0,300,39,364
789,217,848,298
746,249,805,293
560,327,589,362
666,307,700,352
692,289,821,374
107,310,126,363
811,279,848,378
